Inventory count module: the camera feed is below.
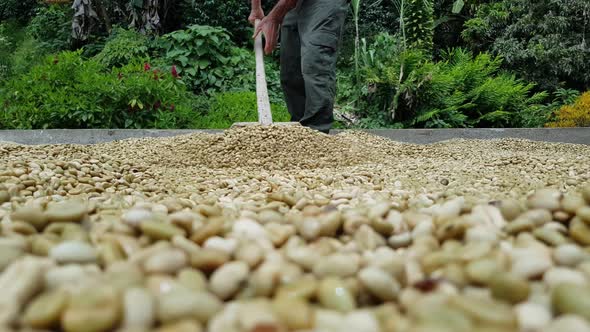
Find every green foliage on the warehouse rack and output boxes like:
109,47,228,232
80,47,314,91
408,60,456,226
28,5,72,54
516,88,581,127
159,25,251,94
405,0,435,52
359,33,428,124
414,49,548,128
94,27,151,68
462,0,590,91
177,0,252,45
7,34,46,80
195,91,290,129
0,22,42,81
0,51,199,129
340,0,401,62
349,34,549,128
0,6,69,81
0,24,12,81
229,57,285,107
0,0,39,23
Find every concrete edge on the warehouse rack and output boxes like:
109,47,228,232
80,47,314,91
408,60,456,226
0,128,588,145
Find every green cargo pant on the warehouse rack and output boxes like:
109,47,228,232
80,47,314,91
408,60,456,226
280,0,348,133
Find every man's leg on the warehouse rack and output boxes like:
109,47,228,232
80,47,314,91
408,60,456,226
280,11,306,122
298,0,348,133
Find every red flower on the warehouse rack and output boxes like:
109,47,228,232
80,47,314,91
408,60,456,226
171,65,179,78
144,62,151,71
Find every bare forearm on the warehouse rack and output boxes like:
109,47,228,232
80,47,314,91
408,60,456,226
251,0,262,11
268,0,298,22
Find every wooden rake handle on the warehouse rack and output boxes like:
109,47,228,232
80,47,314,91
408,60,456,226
254,19,273,125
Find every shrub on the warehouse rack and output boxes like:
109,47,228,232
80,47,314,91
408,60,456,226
28,4,72,53
8,34,46,79
230,57,285,106
195,91,290,129
413,48,548,128
462,0,590,91
159,25,251,94
546,92,590,128
0,51,199,129
0,24,11,81
0,0,39,23
0,22,44,81
94,27,151,68
339,0,401,63
517,88,580,127
350,33,549,128
177,0,252,45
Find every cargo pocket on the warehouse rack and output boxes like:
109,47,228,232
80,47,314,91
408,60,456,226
306,30,339,72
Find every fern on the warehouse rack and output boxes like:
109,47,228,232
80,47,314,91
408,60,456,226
355,38,550,128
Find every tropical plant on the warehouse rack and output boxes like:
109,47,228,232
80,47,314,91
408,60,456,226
8,35,47,79
28,4,72,53
353,34,549,128
177,0,252,45
360,33,427,123
158,25,251,94
517,88,580,127
0,51,198,129
351,0,361,83
339,0,404,63
0,24,11,81
94,27,151,68
462,0,590,91
0,0,39,23
405,0,434,53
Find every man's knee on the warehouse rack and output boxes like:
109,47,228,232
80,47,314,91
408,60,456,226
301,32,339,76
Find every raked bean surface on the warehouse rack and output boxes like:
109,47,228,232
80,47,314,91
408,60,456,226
1,125,590,332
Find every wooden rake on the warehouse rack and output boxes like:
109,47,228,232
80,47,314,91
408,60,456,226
232,19,300,128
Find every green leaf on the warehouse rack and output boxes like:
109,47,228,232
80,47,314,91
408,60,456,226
178,55,189,66
197,59,211,69
452,0,464,14
166,49,186,58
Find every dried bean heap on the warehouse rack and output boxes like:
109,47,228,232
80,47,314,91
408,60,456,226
1,125,590,332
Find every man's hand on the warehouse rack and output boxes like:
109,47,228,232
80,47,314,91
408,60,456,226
248,7,264,25
253,16,280,55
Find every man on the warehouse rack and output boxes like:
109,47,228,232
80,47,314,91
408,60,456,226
250,0,348,133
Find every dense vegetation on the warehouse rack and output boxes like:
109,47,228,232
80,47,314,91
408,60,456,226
0,0,588,129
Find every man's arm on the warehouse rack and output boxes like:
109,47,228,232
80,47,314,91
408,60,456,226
253,0,298,54
249,0,264,24
265,0,298,24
